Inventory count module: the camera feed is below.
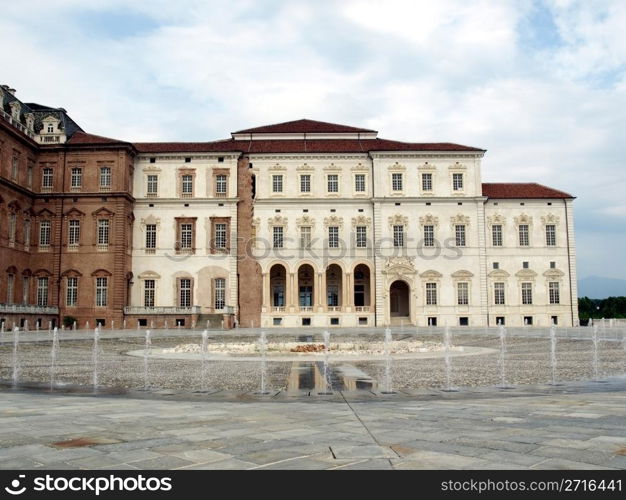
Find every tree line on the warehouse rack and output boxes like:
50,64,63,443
579,296,626,320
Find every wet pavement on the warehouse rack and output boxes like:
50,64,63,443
1,377,626,470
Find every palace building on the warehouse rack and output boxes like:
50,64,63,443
0,86,578,329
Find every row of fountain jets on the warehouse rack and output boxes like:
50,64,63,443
7,323,621,394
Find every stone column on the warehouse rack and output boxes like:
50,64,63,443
344,272,352,312
287,272,295,312
262,273,270,311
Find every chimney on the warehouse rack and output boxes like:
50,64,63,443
1,85,16,95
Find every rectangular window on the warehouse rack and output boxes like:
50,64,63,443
6,274,14,304
68,220,80,247
392,173,403,191
215,174,227,196
24,220,30,249
354,174,366,192
96,277,108,307
144,280,155,307
452,173,463,191
146,175,158,196
66,277,78,307
179,278,191,307
273,226,283,248
42,168,53,190
494,282,505,305
356,226,367,248
457,282,469,305
492,225,502,246
423,225,434,247
214,278,226,309
181,174,193,196
327,285,339,307
145,224,156,251
8,213,16,246
455,224,466,247
22,276,29,304
214,223,227,249
272,175,283,193
521,282,533,305
328,226,339,248
426,282,437,305
546,224,556,246
549,282,560,304
300,226,311,248
393,225,404,247
70,167,82,189
180,223,193,249
422,173,433,191
519,224,529,246
37,277,48,306
327,174,339,193
300,174,311,193
39,221,51,247
99,167,111,189
97,219,109,246
11,157,18,180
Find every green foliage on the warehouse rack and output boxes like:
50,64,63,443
578,296,626,320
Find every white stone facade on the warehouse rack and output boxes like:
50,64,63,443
128,120,578,328
130,153,239,319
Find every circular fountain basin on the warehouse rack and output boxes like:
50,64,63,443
127,340,496,362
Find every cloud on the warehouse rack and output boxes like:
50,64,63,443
1,0,625,278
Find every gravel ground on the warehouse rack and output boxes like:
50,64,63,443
0,333,624,392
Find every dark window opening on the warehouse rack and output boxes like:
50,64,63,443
459,317,469,326
358,317,368,325
496,316,505,326
96,319,106,327
138,318,148,327
330,317,339,325
302,318,311,326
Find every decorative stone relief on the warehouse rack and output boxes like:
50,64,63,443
351,215,372,227
541,213,560,225
419,214,439,227
388,214,408,227
324,215,344,227
296,215,316,227
450,214,470,227
514,213,533,226
267,215,288,229
486,213,506,226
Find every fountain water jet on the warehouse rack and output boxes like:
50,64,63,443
143,330,152,390
257,331,270,394
200,330,209,391
11,327,20,387
73,321,77,331
50,327,59,390
381,328,395,394
497,324,513,389
548,324,560,385
123,319,126,329
1,321,5,334
442,326,457,392
92,327,100,390
318,331,333,395
85,321,89,331
591,324,605,382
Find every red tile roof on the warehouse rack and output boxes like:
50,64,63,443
133,140,239,153
233,119,377,134
482,183,573,199
133,138,483,154
67,131,129,145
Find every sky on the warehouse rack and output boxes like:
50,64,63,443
1,0,625,280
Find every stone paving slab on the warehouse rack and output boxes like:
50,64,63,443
1,378,626,470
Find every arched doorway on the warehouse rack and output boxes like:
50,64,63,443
353,264,371,311
325,264,343,310
389,280,410,318
269,264,286,310
297,264,315,311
